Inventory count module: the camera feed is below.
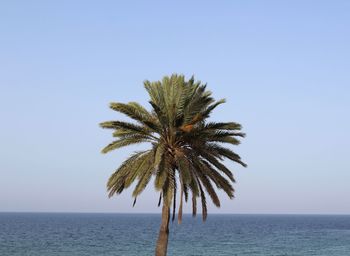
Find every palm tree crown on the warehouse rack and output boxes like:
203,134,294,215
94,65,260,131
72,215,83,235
100,74,246,222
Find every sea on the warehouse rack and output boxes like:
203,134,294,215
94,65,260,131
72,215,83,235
0,213,349,256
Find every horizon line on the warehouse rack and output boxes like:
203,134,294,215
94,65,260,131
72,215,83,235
1,211,349,216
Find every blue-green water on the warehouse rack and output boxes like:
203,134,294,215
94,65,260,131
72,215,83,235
1,213,350,255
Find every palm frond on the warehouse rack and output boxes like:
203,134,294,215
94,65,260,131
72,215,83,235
101,135,152,154
109,102,160,132
107,151,149,197
197,179,208,221
100,121,151,137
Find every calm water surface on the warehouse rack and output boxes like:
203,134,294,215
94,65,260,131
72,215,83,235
1,213,350,256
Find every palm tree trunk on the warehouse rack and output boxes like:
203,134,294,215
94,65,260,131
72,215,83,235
155,203,170,256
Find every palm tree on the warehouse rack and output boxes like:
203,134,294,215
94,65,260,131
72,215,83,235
100,74,246,256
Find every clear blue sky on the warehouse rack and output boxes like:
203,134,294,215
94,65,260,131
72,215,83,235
1,1,349,214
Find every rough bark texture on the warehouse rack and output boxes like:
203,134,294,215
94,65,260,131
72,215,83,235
155,204,170,256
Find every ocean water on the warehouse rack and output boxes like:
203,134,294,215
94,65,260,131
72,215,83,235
0,213,349,256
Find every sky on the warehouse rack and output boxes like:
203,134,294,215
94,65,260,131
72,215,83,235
0,1,349,214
